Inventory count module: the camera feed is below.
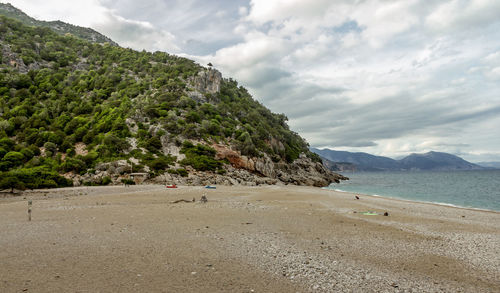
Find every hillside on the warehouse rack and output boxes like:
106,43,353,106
0,13,345,189
0,3,117,45
476,162,500,169
398,151,482,171
312,148,484,172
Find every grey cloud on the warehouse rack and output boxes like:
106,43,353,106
243,67,291,87
288,88,500,148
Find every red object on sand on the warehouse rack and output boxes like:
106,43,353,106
166,184,177,188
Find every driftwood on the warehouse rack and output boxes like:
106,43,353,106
171,198,195,204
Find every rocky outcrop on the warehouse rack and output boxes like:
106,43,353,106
191,68,222,94
213,144,347,187
275,154,348,187
186,68,222,104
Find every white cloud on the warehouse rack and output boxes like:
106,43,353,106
93,11,179,52
426,0,500,33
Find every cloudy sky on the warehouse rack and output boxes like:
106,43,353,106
3,0,500,162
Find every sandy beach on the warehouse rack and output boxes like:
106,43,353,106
1,185,499,292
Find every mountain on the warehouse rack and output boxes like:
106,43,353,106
398,151,482,171
476,162,500,169
0,3,117,45
0,11,345,190
311,148,400,171
312,148,485,172
320,156,356,172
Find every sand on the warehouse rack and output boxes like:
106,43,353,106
1,185,499,292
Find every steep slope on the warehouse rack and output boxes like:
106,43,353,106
0,14,345,189
0,3,117,45
319,156,356,172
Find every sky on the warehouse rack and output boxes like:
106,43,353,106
2,0,500,162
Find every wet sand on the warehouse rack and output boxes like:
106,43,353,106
1,185,499,292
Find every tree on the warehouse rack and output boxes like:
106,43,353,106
0,176,25,193
3,151,25,167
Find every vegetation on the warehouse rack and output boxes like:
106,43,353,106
0,13,319,190
0,3,116,45
179,141,225,172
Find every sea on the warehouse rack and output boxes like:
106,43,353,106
326,170,500,212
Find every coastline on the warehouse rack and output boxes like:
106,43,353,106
328,169,500,213
1,185,499,292
327,187,500,214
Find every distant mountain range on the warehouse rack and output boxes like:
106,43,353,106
0,3,117,45
311,148,490,172
476,162,500,169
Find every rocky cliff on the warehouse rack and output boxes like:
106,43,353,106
68,139,346,188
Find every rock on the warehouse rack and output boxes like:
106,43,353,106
255,155,276,178
94,160,131,175
229,178,239,185
191,68,222,94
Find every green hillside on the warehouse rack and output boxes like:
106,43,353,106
0,14,324,189
0,3,116,45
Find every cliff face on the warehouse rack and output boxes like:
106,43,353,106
191,68,222,94
213,145,346,187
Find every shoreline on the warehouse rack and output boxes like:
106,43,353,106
326,186,500,214
3,183,500,214
1,185,499,292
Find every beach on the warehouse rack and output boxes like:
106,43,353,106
1,185,499,292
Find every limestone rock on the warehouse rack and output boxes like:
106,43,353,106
191,68,222,94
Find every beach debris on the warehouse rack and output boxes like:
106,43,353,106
356,210,389,216
355,195,360,200
200,194,208,203
170,198,195,204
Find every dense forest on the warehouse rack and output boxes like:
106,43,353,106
0,14,320,190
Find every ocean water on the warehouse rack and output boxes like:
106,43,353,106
327,170,500,211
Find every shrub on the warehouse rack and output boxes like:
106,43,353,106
101,176,112,185
179,142,223,171
0,167,73,190
168,168,188,177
